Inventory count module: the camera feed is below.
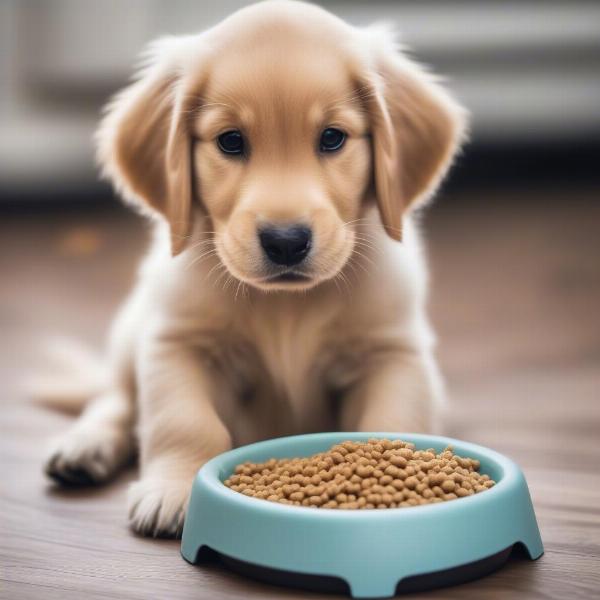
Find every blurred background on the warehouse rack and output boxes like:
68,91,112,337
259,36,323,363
1,2,599,597
1,0,599,200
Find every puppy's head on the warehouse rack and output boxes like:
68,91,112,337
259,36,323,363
97,1,467,292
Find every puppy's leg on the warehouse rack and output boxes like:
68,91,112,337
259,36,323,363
45,388,135,485
44,291,139,485
129,340,232,538
340,350,444,434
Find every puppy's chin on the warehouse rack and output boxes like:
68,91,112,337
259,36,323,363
222,267,325,293
253,271,320,292
218,256,350,293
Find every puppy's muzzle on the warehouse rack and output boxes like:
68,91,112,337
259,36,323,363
259,225,312,267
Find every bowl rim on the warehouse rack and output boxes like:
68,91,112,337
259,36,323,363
196,432,520,519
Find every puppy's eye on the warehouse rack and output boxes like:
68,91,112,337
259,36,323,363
319,128,346,153
217,130,244,155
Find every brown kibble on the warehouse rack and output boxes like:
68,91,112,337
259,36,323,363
391,479,405,491
395,469,408,480
429,472,444,486
384,464,400,478
224,439,496,510
366,493,382,504
321,470,333,482
405,476,419,490
331,452,345,464
356,464,374,478
390,455,408,468
441,479,456,493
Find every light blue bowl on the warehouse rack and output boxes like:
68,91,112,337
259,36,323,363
181,432,543,598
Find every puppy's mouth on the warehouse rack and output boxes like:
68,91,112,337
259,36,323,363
262,270,312,284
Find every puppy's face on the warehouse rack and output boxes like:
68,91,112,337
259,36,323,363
193,45,370,291
98,1,467,294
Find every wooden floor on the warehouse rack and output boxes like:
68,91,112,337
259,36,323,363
1,187,599,599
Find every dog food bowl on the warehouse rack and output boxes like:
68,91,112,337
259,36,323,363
181,432,543,598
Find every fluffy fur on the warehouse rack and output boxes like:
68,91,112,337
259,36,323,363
43,0,467,537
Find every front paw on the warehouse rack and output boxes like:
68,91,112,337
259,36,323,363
44,426,132,486
128,477,192,538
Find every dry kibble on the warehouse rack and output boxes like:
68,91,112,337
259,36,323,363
390,455,408,468
441,479,456,493
223,439,495,509
405,476,419,490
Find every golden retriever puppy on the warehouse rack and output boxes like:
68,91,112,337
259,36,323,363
43,0,466,537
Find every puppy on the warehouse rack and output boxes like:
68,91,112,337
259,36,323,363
43,0,467,537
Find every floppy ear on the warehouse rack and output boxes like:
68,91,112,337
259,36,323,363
365,36,468,240
96,38,198,255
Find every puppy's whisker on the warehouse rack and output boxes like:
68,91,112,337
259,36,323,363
185,243,214,257
331,274,343,295
185,249,219,271
347,254,370,276
185,239,215,252
351,233,376,245
351,248,377,268
344,259,364,283
342,218,370,227
351,233,378,248
215,270,228,289
350,234,375,245
206,261,228,285
222,274,236,293
353,240,383,256
171,228,217,241
234,279,243,302
334,269,352,296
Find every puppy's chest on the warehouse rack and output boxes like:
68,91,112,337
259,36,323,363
233,300,343,424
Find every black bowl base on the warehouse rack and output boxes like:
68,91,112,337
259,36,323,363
196,543,523,597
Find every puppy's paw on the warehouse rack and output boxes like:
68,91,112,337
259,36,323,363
44,426,131,486
127,477,191,538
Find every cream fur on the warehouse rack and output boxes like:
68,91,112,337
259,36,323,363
43,0,467,537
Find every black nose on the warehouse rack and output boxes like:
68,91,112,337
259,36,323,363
259,225,312,266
